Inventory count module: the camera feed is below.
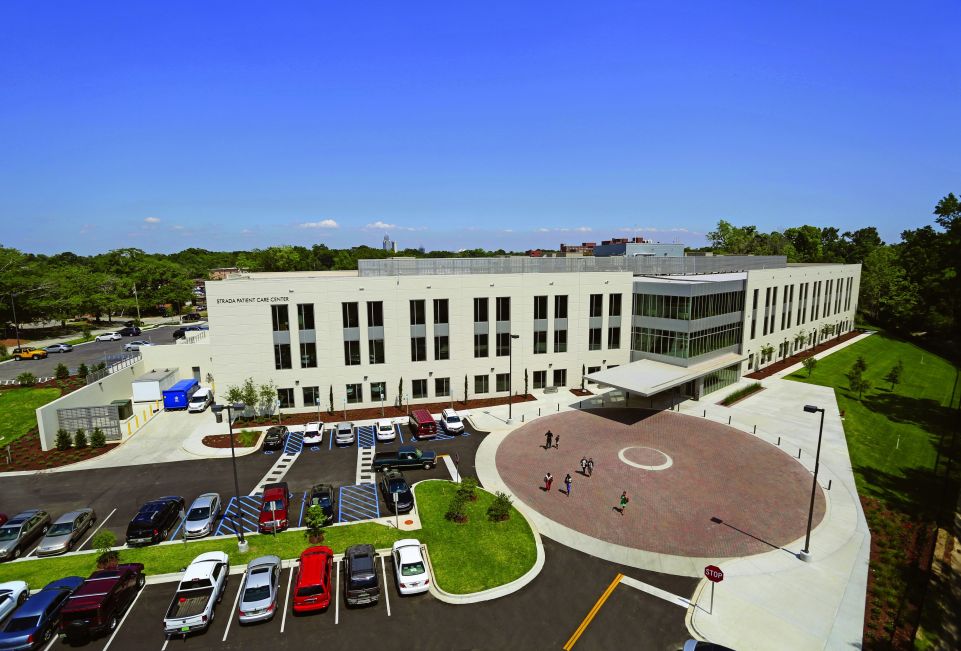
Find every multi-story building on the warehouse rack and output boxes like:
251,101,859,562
196,255,859,413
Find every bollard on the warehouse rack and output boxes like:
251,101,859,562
728,416,731,425
521,414,525,422
703,409,706,418
827,480,832,490
753,425,757,434
777,436,781,446
797,448,802,458
556,403,560,412
538,407,542,416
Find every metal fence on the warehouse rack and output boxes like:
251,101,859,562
57,405,123,441
86,352,141,385
358,255,787,277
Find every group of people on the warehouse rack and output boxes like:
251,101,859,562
540,430,629,514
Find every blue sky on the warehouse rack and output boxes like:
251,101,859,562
1,1,958,255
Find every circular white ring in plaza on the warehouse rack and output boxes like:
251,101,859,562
618,446,673,471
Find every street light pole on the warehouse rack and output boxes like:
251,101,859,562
9,293,21,351
133,284,141,324
508,334,520,422
800,404,826,561
213,402,248,551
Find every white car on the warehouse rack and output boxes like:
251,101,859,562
375,419,396,442
123,340,155,351
303,422,324,446
0,580,30,623
440,408,465,434
391,539,429,595
95,332,122,342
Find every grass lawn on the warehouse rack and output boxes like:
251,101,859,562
0,387,62,447
787,331,959,515
414,480,537,594
234,430,261,446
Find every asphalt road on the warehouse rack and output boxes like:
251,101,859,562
0,325,183,381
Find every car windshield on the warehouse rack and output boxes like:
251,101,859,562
0,527,20,541
401,561,425,576
3,616,39,633
187,507,210,521
388,479,408,493
296,584,325,597
263,500,284,512
48,522,74,535
447,415,461,423
242,586,271,603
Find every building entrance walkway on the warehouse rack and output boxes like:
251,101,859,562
494,409,825,558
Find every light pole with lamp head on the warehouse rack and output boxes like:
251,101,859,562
212,401,249,552
508,334,520,422
799,404,826,561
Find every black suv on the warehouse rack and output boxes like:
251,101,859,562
261,426,289,452
117,326,141,337
379,469,414,514
181,313,202,322
308,483,336,525
344,544,379,606
172,325,202,340
125,497,184,546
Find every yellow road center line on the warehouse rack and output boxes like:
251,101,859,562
563,573,623,650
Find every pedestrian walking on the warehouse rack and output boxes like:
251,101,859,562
554,434,561,450
544,472,553,492
580,457,588,475
545,430,553,449
564,473,572,496
587,457,594,477
615,491,629,515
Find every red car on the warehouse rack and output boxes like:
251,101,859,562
292,546,334,613
0,514,7,527
258,482,290,534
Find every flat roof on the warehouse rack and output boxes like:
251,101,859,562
231,270,360,280
585,352,744,397
634,272,747,284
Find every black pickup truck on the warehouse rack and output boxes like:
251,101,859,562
371,446,437,472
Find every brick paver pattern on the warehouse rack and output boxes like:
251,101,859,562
496,409,826,557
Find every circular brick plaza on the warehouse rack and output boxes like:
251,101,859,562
495,409,826,558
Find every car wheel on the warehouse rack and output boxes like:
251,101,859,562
17,591,27,606
137,573,146,589
12,547,20,559
13,355,21,361
108,616,118,631
42,626,53,642
423,463,431,469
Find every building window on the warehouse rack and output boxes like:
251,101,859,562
300,342,317,368
342,302,359,328
751,288,759,339
533,330,547,354
435,377,450,397
496,373,510,392
370,382,386,402
588,328,602,350
474,297,488,322
608,294,621,317
274,344,292,369
367,301,384,327
368,338,385,364
346,383,363,404
553,329,567,353
303,386,320,407
533,296,548,320
434,335,450,360
589,294,603,318
554,295,568,319
496,296,510,321
607,326,621,349
586,366,600,384
553,369,567,387
412,379,428,399
474,333,488,357
410,337,427,362
496,332,510,356
297,304,314,330
343,340,361,366
272,304,290,332
433,299,449,324
474,375,489,394
532,370,547,389
409,300,426,325
631,323,742,359
277,388,294,409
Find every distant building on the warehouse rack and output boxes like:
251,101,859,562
560,242,596,255
383,234,397,253
594,237,684,257
208,267,248,280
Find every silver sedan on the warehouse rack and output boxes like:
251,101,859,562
36,508,96,557
44,343,73,353
183,493,221,539
238,555,282,624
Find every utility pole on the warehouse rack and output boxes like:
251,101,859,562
133,284,141,324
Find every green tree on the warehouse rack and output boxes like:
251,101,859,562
464,374,468,403
77,363,89,379
16,372,36,386
802,356,818,377
258,380,277,416
859,247,920,326
486,491,514,522
55,363,70,380
883,360,904,391
303,505,327,543
74,429,88,449
328,385,334,414
90,428,107,448
55,429,72,451
853,356,867,374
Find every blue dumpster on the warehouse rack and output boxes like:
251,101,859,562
163,379,199,410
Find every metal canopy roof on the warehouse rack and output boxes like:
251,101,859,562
585,352,745,397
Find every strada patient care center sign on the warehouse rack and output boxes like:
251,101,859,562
215,296,290,304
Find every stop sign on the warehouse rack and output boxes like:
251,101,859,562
704,565,724,583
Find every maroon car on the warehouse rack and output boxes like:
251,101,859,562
0,514,7,527
258,482,291,533
59,563,145,642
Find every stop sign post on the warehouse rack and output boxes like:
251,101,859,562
704,565,724,614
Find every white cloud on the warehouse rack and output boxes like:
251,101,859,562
574,226,593,233
300,219,339,229
240,228,255,235
502,229,514,233
364,220,425,232
618,226,695,234
536,226,592,233
537,227,551,233
144,217,161,224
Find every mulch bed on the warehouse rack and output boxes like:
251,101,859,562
716,384,765,407
569,388,593,396
201,435,257,449
745,330,864,380
3,427,114,471
232,394,537,428
0,376,86,394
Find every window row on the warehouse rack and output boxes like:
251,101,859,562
631,322,741,359
633,291,743,321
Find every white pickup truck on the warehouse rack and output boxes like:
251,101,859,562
163,551,229,637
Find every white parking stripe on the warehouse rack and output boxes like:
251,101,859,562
380,555,391,617
160,636,169,651
280,566,294,633
80,508,116,549
41,633,58,651
222,571,246,642
618,575,691,608
334,561,340,625
102,584,146,651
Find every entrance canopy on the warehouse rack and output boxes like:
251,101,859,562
585,352,744,397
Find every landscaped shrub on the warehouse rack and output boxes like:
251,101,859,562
16,372,36,387
720,382,763,406
77,363,89,379
55,428,73,451
90,428,106,448
487,491,514,522
73,428,88,449
457,477,479,502
303,505,327,543
0,343,7,359
55,363,70,380
92,530,118,569
445,492,468,523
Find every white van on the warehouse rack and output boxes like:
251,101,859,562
188,387,213,413
440,408,464,434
